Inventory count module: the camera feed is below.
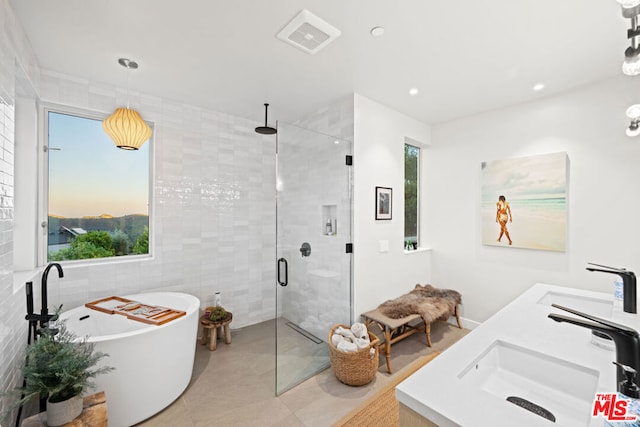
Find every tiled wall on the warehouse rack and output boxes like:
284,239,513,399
0,0,41,420
36,69,357,338
0,81,20,424
38,69,278,329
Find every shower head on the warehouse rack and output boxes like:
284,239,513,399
255,126,277,135
255,103,277,135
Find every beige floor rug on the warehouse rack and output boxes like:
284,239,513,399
332,351,440,427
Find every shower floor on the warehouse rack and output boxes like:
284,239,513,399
277,317,329,394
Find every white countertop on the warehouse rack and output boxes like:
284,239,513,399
395,283,640,427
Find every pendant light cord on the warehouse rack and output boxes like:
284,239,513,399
126,64,131,109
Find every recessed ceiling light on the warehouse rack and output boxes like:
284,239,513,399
370,26,385,37
409,87,419,96
617,0,640,8
533,83,545,92
334,140,340,145
626,104,640,119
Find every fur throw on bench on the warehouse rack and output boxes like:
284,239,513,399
378,284,462,324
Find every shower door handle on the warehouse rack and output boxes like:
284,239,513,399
277,258,288,287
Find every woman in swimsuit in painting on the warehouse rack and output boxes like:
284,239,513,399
496,195,512,245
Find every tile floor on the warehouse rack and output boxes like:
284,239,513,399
137,319,469,427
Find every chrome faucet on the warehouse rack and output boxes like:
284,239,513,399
549,304,640,387
40,262,63,328
587,262,637,314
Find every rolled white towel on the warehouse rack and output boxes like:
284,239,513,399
335,327,356,342
351,323,368,340
353,337,370,350
337,340,358,353
331,333,344,347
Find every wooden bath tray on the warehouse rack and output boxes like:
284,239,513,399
85,296,186,325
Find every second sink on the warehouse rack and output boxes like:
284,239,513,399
457,340,600,426
537,290,614,318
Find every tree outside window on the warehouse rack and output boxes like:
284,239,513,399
404,144,419,248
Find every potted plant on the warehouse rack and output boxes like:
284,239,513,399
208,306,227,322
10,321,113,426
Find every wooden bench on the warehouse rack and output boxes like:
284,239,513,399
362,304,461,374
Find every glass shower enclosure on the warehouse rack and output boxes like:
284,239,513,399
275,123,352,394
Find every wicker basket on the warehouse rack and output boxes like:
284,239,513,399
328,323,380,386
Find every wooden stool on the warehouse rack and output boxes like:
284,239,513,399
200,312,232,351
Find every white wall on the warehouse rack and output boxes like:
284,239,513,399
13,91,38,272
353,94,432,318
428,75,640,323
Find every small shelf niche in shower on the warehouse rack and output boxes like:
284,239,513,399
322,205,337,236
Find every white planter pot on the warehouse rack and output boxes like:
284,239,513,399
46,395,83,426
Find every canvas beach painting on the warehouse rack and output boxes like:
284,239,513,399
481,152,568,252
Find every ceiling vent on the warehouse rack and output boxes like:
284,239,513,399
276,10,341,55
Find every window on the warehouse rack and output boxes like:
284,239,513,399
44,108,151,262
404,143,419,249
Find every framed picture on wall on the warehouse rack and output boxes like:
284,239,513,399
375,187,392,220
480,152,568,252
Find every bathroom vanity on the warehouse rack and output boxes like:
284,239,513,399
396,283,638,427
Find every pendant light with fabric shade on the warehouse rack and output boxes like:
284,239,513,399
102,58,152,150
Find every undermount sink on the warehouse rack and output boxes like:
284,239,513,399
457,340,599,426
537,290,614,318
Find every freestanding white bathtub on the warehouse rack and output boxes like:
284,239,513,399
60,292,200,427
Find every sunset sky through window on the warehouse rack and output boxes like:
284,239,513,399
48,111,150,218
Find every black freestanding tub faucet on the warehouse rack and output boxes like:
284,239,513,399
40,262,64,328
587,262,637,314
